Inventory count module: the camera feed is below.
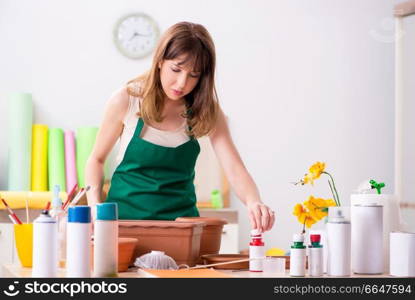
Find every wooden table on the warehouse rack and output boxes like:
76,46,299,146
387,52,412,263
1,264,392,278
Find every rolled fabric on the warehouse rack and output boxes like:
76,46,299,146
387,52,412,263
64,130,77,192
76,127,98,188
48,128,66,192
0,191,68,210
8,93,33,190
31,124,49,191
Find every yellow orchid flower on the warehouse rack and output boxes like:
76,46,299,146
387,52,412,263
303,195,336,222
292,203,316,229
295,161,341,206
308,162,325,180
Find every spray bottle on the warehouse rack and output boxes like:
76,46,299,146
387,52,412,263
49,185,66,267
32,209,58,277
308,234,323,276
249,229,264,272
290,233,306,277
94,203,119,277
327,206,351,276
66,206,92,277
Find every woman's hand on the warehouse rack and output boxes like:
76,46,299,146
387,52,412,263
246,201,275,233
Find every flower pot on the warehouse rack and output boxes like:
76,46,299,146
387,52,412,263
119,220,204,267
175,217,228,256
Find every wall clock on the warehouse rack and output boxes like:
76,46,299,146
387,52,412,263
114,13,159,59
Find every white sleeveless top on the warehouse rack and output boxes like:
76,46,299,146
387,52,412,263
115,95,190,166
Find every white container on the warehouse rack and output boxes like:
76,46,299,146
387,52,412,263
290,234,306,277
390,232,415,277
308,234,323,277
66,206,91,277
309,229,328,273
94,203,118,277
249,229,264,272
327,206,351,276
351,204,383,274
32,211,58,277
351,194,401,273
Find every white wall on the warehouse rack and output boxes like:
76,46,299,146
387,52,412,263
0,0,397,251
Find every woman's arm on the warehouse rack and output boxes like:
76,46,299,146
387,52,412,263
209,107,275,232
85,87,129,210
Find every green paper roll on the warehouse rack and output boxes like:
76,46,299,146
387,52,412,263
31,124,48,191
48,128,66,192
76,127,98,188
8,93,33,191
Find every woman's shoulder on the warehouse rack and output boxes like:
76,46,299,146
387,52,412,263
126,78,144,98
106,86,130,112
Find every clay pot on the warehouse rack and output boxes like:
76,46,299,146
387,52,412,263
118,238,138,272
119,220,204,267
175,217,228,256
91,237,138,272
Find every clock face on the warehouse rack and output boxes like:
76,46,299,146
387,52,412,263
114,13,159,59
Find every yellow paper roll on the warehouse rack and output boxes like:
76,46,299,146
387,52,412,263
0,191,68,210
31,124,49,191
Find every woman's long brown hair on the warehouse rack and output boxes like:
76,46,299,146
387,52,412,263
127,22,219,138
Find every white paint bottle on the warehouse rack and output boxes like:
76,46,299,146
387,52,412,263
351,204,383,274
327,206,351,276
249,229,264,272
66,206,92,277
32,210,58,277
290,233,306,277
94,203,119,277
308,234,323,276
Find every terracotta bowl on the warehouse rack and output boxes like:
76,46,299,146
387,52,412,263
201,254,249,270
175,217,227,256
91,237,138,272
118,237,138,272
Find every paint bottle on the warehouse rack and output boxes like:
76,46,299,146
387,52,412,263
351,204,383,274
308,234,323,276
249,229,264,272
66,206,91,277
93,203,119,277
290,233,306,277
32,210,58,277
327,206,351,276
49,185,66,267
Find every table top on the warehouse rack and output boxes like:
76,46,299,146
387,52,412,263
1,264,393,278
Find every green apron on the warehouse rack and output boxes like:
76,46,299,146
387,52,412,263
105,118,200,220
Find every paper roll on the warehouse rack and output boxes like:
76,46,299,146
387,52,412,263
64,130,77,192
8,93,33,190
76,127,98,188
48,128,66,192
351,204,383,274
0,191,68,210
390,232,415,277
31,124,49,191
350,194,401,273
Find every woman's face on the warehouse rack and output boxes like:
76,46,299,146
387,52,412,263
159,55,201,102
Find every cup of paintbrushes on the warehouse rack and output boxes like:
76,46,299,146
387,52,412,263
14,223,33,267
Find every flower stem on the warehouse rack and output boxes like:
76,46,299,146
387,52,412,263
327,179,339,206
324,171,341,206
302,219,306,234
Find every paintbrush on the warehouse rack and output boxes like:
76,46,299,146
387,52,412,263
67,186,90,208
62,183,78,210
1,198,23,225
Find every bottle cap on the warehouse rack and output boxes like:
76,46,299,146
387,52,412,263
68,206,91,223
310,234,321,243
293,234,304,242
96,203,118,221
250,229,262,236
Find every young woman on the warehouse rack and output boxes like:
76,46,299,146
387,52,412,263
85,22,275,232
